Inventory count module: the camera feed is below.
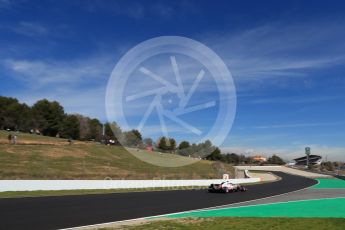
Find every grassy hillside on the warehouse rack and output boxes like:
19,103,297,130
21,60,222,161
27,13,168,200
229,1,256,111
0,131,234,179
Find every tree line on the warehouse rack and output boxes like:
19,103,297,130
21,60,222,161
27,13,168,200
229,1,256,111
0,96,103,140
0,96,286,165
0,96,144,144
204,150,285,165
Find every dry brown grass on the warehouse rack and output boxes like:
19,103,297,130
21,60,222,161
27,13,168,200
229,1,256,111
0,131,235,180
43,147,88,158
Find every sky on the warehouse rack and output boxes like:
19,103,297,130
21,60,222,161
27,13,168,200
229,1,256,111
1,0,345,161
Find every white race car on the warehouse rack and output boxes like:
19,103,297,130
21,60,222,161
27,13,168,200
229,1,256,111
208,181,247,193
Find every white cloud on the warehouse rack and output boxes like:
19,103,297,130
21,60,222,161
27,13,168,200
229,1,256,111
12,22,48,37
202,22,345,85
221,145,345,162
10,86,107,121
228,56,342,80
4,56,114,87
3,55,117,121
246,95,342,105
137,124,191,138
252,121,345,129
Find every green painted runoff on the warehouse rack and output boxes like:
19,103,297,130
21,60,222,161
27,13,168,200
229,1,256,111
165,198,345,218
312,179,345,189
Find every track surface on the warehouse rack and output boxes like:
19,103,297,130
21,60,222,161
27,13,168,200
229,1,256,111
336,175,345,180
0,172,316,230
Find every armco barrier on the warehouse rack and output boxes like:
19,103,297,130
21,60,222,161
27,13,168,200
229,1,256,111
0,178,260,192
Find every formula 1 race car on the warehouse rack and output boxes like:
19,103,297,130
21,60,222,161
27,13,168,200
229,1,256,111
208,181,247,193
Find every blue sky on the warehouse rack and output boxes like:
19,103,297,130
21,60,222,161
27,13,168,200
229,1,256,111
1,0,345,161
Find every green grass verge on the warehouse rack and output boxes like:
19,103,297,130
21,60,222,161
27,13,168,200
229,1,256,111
107,217,345,230
0,131,234,179
0,130,68,143
165,198,345,218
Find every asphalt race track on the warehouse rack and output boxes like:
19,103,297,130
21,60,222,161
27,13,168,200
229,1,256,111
336,175,345,180
0,172,317,230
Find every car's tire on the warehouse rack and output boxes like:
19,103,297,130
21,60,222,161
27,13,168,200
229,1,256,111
224,187,229,193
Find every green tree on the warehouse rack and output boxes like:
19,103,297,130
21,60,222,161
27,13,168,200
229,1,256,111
104,122,114,139
75,114,90,140
158,136,169,151
0,96,20,130
206,147,223,161
131,129,142,142
157,137,176,152
224,153,240,164
123,129,142,147
177,141,191,156
143,138,153,147
104,122,122,144
31,99,65,136
168,138,176,153
267,154,285,165
197,140,215,157
88,118,102,141
178,141,190,150
0,96,33,131
60,114,80,139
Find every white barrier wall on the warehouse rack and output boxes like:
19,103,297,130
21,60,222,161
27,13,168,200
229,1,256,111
236,166,283,171
244,169,251,178
235,166,331,178
0,178,261,192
